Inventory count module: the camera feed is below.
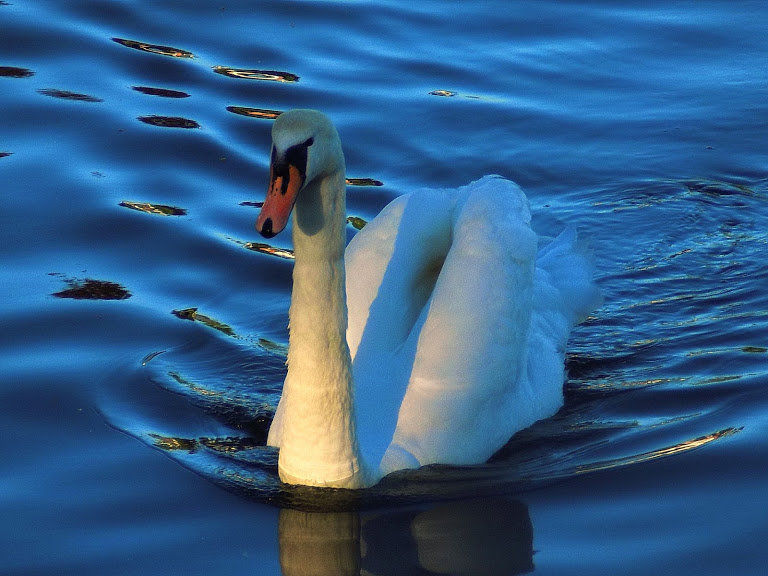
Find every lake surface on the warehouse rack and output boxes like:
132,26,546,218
2,1,768,574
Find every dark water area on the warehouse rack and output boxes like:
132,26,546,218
2,1,768,574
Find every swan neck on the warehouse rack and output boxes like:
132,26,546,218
292,168,347,260
278,167,370,488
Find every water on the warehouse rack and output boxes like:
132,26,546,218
2,0,767,573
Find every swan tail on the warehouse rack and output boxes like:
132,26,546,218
535,227,601,329
522,227,601,418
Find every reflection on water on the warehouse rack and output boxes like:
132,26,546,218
150,432,263,453
279,510,361,576
213,65,299,83
346,216,367,231
51,276,131,300
119,201,187,216
132,86,190,99
227,105,283,119
243,242,295,260
346,178,384,187
575,427,741,475
279,497,533,576
0,66,34,78
239,215,369,258
37,88,103,102
137,115,200,128
112,37,195,58
171,308,237,338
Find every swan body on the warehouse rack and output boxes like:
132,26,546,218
256,109,599,488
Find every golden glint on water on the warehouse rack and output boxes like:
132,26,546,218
112,37,195,58
172,308,236,337
227,106,283,119
213,66,299,82
120,201,187,216
244,242,295,260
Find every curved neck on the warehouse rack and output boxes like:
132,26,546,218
277,166,369,488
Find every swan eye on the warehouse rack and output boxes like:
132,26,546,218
270,138,313,196
282,139,311,179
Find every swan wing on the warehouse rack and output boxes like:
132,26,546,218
346,176,599,478
379,176,540,472
345,187,458,471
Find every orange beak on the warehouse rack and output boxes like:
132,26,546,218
256,155,305,238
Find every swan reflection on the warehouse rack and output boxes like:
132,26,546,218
278,497,533,576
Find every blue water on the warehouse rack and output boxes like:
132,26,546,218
2,1,768,574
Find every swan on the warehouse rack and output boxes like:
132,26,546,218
255,109,599,489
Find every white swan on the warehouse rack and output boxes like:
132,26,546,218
255,109,599,489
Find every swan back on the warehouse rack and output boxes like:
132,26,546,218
346,176,553,474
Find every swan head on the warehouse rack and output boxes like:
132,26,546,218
256,109,344,238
